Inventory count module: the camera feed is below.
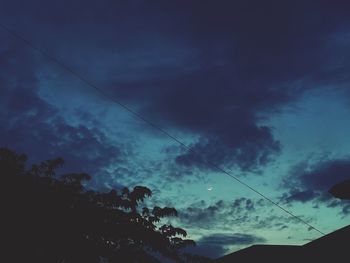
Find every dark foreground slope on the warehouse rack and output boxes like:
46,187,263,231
215,225,350,263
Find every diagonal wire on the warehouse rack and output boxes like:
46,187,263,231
0,23,326,236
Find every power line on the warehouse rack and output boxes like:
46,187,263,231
0,23,326,236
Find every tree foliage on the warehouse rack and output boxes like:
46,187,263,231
2,148,204,263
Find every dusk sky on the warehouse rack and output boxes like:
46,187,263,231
1,0,350,259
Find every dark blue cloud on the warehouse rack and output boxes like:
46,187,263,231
281,189,318,203
184,233,266,258
300,160,350,192
198,233,265,246
284,159,350,195
0,40,126,188
179,199,255,228
178,198,295,231
281,159,350,215
1,0,350,173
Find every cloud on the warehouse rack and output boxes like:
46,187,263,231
184,233,266,258
3,1,350,173
281,158,350,215
0,40,128,189
174,134,280,172
198,233,266,247
300,160,350,193
179,199,255,229
2,1,350,184
178,198,297,232
281,189,319,203
284,159,350,195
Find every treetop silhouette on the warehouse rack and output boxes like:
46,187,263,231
2,148,207,263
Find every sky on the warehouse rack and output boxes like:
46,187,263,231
1,0,350,259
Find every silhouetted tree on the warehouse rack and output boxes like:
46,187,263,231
1,148,203,263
